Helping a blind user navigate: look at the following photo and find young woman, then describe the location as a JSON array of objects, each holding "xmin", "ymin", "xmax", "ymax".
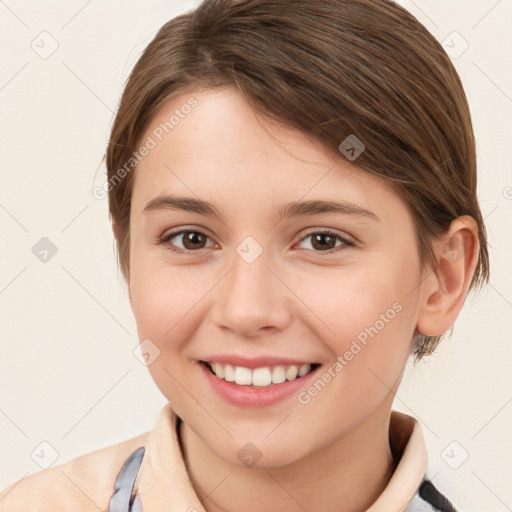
[{"xmin": 0, "ymin": 0, "xmax": 489, "ymax": 510}]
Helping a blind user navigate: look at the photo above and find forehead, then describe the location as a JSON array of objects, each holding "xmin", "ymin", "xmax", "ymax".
[{"xmin": 131, "ymin": 86, "xmax": 405, "ymax": 223}]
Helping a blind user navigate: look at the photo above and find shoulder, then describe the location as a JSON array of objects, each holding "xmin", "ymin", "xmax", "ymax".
[{"xmin": 0, "ymin": 431, "xmax": 149, "ymax": 512}]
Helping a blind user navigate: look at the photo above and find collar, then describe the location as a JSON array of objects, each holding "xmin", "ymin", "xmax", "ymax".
[{"xmin": 135, "ymin": 403, "xmax": 428, "ymax": 512}]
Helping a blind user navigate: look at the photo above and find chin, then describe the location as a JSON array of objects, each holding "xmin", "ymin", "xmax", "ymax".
[{"xmin": 212, "ymin": 435, "xmax": 308, "ymax": 469}]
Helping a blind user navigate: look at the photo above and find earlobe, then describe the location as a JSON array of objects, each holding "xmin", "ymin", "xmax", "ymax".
[{"xmin": 416, "ymin": 215, "xmax": 480, "ymax": 337}]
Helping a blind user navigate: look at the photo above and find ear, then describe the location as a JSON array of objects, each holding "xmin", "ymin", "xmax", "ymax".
[
  {"xmin": 416, "ymin": 215, "xmax": 480, "ymax": 337},
  {"xmin": 111, "ymin": 217, "xmax": 132, "ymax": 305}
]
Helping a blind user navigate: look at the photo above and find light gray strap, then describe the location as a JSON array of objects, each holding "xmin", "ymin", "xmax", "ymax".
[
  {"xmin": 131, "ymin": 493, "xmax": 143, "ymax": 512},
  {"xmin": 107, "ymin": 446, "xmax": 145, "ymax": 512}
]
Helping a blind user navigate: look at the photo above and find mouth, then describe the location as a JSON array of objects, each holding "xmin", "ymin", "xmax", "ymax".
[{"xmin": 199, "ymin": 360, "xmax": 321, "ymax": 388}]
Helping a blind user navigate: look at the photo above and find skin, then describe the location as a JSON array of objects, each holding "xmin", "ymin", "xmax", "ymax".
[{"xmin": 113, "ymin": 85, "xmax": 479, "ymax": 512}]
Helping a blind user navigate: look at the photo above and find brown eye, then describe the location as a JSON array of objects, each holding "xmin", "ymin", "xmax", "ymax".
[
  {"xmin": 297, "ymin": 230, "xmax": 354, "ymax": 253},
  {"xmin": 160, "ymin": 230, "xmax": 215, "ymax": 253}
]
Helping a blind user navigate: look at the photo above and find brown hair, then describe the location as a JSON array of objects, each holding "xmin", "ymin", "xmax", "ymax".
[{"xmin": 104, "ymin": 0, "xmax": 490, "ymax": 360}]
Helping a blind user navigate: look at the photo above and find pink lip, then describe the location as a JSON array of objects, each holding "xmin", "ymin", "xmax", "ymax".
[
  {"xmin": 198, "ymin": 361, "xmax": 321, "ymax": 408},
  {"xmin": 200, "ymin": 354, "xmax": 317, "ymax": 369}
]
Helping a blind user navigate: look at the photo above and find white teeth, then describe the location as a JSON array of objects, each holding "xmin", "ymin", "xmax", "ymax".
[
  {"xmin": 271, "ymin": 366, "xmax": 286, "ymax": 384},
  {"xmin": 224, "ymin": 364, "xmax": 235, "ymax": 382},
  {"xmin": 234, "ymin": 366, "xmax": 252, "ymax": 386},
  {"xmin": 252, "ymin": 367, "xmax": 272, "ymax": 386},
  {"xmin": 212, "ymin": 362, "xmax": 224, "ymax": 379},
  {"xmin": 298, "ymin": 364, "xmax": 310, "ymax": 377},
  {"xmin": 207, "ymin": 362, "xmax": 314, "ymax": 387},
  {"xmin": 285, "ymin": 365, "xmax": 298, "ymax": 381}
]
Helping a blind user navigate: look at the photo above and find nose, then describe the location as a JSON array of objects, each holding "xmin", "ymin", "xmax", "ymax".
[{"xmin": 210, "ymin": 249, "xmax": 292, "ymax": 338}]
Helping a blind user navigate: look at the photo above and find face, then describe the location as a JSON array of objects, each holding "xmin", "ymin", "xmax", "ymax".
[{"xmin": 127, "ymin": 85, "xmax": 425, "ymax": 467}]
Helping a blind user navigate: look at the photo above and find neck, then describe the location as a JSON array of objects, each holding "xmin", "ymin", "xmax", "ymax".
[{"xmin": 179, "ymin": 399, "xmax": 397, "ymax": 512}]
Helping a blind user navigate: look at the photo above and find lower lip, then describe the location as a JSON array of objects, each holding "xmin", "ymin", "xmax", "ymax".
[{"xmin": 198, "ymin": 361, "xmax": 321, "ymax": 408}]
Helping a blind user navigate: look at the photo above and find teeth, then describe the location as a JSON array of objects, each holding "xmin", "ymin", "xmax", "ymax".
[
  {"xmin": 253, "ymin": 367, "xmax": 272, "ymax": 386},
  {"xmin": 224, "ymin": 364, "xmax": 235, "ymax": 382},
  {"xmin": 272, "ymin": 366, "xmax": 286, "ymax": 384},
  {"xmin": 285, "ymin": 365, "xmax": 298, "ymax": 380},
  {"xmin": 234, "ymin": 366, "xmax": 252, "ymax": 385},
  {"xmin": 207, "ymin": 362, "xmax": 314, "ymax": 387},
  {"xmin": 211, "ymin": 362, "xmax": 224, "ymax": 379},
  {"xmin": 298, "ymin": 364, "xmax": 310, "ymax": 377}
]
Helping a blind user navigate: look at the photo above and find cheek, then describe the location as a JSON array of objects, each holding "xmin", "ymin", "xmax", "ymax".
[
  {"xmin": 129, "ymin": 246, "xmax": 206, "ymax": 338},
  {"xmin": 129, "ymin": 259, "xmax": 206, "ymax": 407},
  {"xmin": 305, "ymin": 262, "xmax": 415, "ymax": 381}
]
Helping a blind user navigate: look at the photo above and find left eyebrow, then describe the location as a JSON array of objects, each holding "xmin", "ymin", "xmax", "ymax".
[
  {"xmin": 275, "ymin": 199, "xmax": 379, "ymax": 222},
  {"xmin": 142, "ymin": 194, "xmax": 379, "ymax": 222}
]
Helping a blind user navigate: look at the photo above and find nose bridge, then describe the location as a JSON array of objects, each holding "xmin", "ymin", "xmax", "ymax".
[
  {"xmin": 227, "ymin": 239, "xmax": 275, "ymax": 307},
  {"xmin": 211, "ymin": 237, "xmax": 289, "ymax": 335}
]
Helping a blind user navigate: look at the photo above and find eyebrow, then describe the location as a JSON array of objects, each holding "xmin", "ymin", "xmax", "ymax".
[{"xmin": 143, "ymin": 194, "xmax": 379, "ymax": 222}]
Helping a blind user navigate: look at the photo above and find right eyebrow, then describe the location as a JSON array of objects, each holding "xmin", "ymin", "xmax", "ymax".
[
  {"xmin": 143, "ymin": 195, "xmax": 222, "ymax": 218},
  {"xmin": 142, "ymin": 194, "xmax": 379, "ymax": 223}
]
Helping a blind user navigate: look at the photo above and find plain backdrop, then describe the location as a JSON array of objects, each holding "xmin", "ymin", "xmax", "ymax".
[{"xmin": 0, "ymin": 0, "xmax": 511, "ymax": 510}]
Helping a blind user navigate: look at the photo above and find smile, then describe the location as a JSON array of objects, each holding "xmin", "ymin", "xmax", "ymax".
[{"xmin": 201, "ymin": 361, "xmax": 320, "ymax": 387}]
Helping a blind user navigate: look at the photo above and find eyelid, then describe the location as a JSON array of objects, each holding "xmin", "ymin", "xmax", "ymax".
[
  {"xmin": 298, "ymin": 227, "xmax": 355, "ymax": 245},
  {"xmin": 158, "ymin": 227, "xmax": 217, "ymax": 253},
  {"xmin": 158, "ymin": 226, "xmax": 355, "ymax": 254}
]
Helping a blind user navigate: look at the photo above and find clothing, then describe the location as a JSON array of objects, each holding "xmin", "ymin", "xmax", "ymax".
[{"xmin": 0, "ymin": 402, "xmax": 458, "ymax": 511}]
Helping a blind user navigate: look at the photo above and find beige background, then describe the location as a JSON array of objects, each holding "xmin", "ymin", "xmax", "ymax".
[{"xmin": 0, "ymin": 0, "xmax": 511, "ymax": 510}]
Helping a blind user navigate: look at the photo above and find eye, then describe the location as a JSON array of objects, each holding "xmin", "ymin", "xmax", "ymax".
[
  {"xmin": 158, "ymin": 228, "xmax": 354, "ymax": 255},
  {"xmin": 296, "ymin": 230, "xmax": 354, "ymax": 254},
  {"xmin": 159, "ymin": 229, "xmax": 216, "ymax": 254}
]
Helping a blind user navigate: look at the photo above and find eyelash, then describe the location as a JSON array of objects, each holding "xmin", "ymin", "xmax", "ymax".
[{"xmin": 157, "ymin": 228, "xmax": 355, "ymax": 255}]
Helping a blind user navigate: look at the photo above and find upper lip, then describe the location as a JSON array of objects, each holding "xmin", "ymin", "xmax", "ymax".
[{"xmin": 200, "ymin": 354, "xmax": 319, "ymax": 369}]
